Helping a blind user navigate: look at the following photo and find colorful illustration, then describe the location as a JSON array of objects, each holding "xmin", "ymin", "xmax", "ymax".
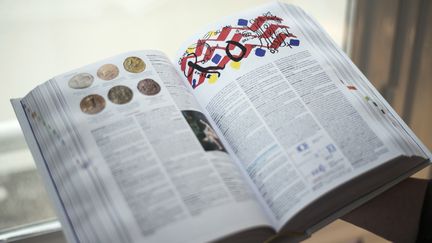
[{"xmin": 179, "ymin": 12, "xmax": 300, "ymax": 89}]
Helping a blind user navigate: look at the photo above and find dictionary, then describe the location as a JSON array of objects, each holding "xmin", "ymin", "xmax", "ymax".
[{"xmin": 11, "ymin": 2, "xmax": 431, "ymax": 243}]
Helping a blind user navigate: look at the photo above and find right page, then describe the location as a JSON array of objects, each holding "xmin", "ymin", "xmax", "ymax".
[{"xmin": 174, "ymin": 2, "xmax": 431, "ymax": 230}]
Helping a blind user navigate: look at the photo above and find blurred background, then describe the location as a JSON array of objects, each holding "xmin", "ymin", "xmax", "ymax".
[{"xmin": 0, "ymin": 0, "xmax": 430, "ymax": 242}]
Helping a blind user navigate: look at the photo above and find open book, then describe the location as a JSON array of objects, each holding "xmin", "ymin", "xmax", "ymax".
[{"xmin": 11, "ymin": 2, "xmax": 431, "ymax": 243}]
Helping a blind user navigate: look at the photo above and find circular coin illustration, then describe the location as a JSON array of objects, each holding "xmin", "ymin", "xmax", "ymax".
[
  {"xmin": 108, "ymin": 85, "xmax": 133, "ymax": 104},
  {"xmin": 80, "ymin": 94, "xmax": 106, "ymax": 114},
  {"xmin": 123, "ymin": 56, "xmax": 146, "ymax": 73},
  {"xmin": 97, "ymin": 64, "xmax": 119, "ymax": 80},
  {"xmin": 68, "ymin": 73, "xmax": 94, "ymax": 89},
  {"xmin": 137, "ymin": 78, "xmax": 161, "ymax": 96}
]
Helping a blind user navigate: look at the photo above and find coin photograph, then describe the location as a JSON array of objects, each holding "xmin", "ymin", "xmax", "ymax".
[
  {"xmin": 97, "ymin": 64, "xmax": 119, "ymax": 80},
  {"xmin": 137, "ymin": 78, "xmax": 161, "ymax": 96},
  {"xmin": 68, "ymin": 73, "xmax": 94, "ymax": 89},
  {"xmin": 123, "ymin": 56, "xmax": 146, "ymax": 73},
  {"xmin": 108, "ymin": 85, "xmax": 133, "ymax": 104},
  {"xmin": 80, "ymin": 94, "xmax": 106, "ymax": 114}
]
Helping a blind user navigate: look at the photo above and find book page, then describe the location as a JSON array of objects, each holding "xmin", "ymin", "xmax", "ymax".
[
  {"xmin": 17, "ymin": 50, "xmax": 271, "ymax": 243},
  {"xmin": 174, "ymin": 2, "xmax": 431, "ymax": 229}
]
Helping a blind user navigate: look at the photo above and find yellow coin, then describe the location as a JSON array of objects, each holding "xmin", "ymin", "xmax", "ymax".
[{"xmin": 123, "ymin": 56, "xmax": 146, "ymax": 73}]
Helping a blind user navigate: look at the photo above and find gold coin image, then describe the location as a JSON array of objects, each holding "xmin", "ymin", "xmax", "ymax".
[
  {"xmin": 80, "ymin": 94, "xmax": 106, "ymax": 114},
  {"xmin": 97, "ymin": 64, "xmax": 119, "ymax": 80},
  {"xmin": 68, "ymin": 73, "xmax": 94, "ymax": 89},
  {"xmin": 123, "ymin": 56, "xmax": 146, "ymax": 73},
  {"xmin": 137, "ymin": 79, "xmax": 161, "ymax": 96},
  {"xmin": 108, "ymin": 85, "xmax": 133, "ymax": 104}
]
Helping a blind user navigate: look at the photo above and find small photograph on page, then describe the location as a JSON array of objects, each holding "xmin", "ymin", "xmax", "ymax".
[{"xmin": 182, "ymin": 110, "xmax": 226, "ymax": 153}]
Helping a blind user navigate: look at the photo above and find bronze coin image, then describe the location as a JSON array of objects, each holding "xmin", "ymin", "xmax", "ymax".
[
  {"xmin": 97, "ymin": 64, "xmax": 119, "ymax": 80},
  {"xmin": 80, "ymin": 94, "xmax": 106, "ymax": 114},
  {"xmin": 137, "ymin": 79, "xmax": 161, "ymax": 96},
  {"xmin": 108, "ymin": 85, "xmax": 133, "ymax": 104},
  {"xmin": 68, "ymin": 73, "xmax": 94, "ymax": 89},
  {"xmin": 123, "ymin": 56, "xmax": 146, "ymax": 73}
]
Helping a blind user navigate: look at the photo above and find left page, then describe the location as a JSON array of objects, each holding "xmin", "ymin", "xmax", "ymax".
[{"xmin": 12, "ymin": 50, "xmax": 273, "ymax": 243}]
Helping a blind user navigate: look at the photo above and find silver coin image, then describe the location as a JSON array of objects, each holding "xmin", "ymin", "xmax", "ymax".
[
  {"xmin": 97, "ymin": 64, "xmax": 119, "ymax": 81},
  {"xmin": 108, "ymin": 85, "xmax": 133, "ymax": 104},
  {"xmin": 68, "ymin": 73, "xmax": 94, "ymax": 89},
  {"xmin": 80, "ymin": 94, "xmax": 106, "ymax": 114},
  {"xmin": 137, "ymin": 78, "xmax": 161, "ymax": 96}
]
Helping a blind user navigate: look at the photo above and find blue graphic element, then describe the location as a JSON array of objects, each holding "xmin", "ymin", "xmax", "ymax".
[
  {"xmin": 211, "ymin": 54, "xmax": 222, "ymax": 64},
  {"xmin": 326, "ymin": 144, "xmax": 336, "ymax": 153},
  {"xmin": 238, "ymin": 18, "xmax": 248, "ymax": 26},
  {"xmin": 319, "ymin": 164, "xmax": 326, "ymax": 172},
  {"xmin": 192, "ymin": 79, "xmax": 197, "ymax": 88},
  {"xmin": 311, "ymin": 164, "xmax": 326, "ymax": 176},
  {"xmin": 290, "ymin": 39, "xmax": 300, "ymax": 46},
  {"xmin": 255, "ymin": 48, "xmax": 266, "ymax": 57},
  {"xmin": 296, "ymin": 143, "xmax": 308, "ymax": 152}
]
